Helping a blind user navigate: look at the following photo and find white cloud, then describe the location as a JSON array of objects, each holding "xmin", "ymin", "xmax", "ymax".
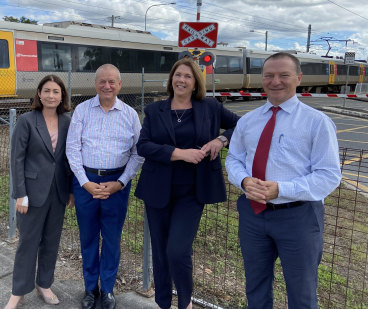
[{"xmin": 1, "ymin": 0, "xmax": 367, "ymax": 58}]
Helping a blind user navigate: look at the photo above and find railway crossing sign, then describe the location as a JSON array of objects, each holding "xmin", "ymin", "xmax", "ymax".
[
  {"xmin": 178, "ymin": 22, "xmax": 218, "ymax": 48},
  {"xmin": 344, "ymin": 52, "xmax": 355, "ymax": 65}
]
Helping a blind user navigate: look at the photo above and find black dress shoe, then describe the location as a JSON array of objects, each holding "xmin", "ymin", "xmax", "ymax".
[
  {"xmin": 101, "ymin": 291, "xmax": 116, "ymax": 309},
  {"xmin": 81, "ymin": 289, "xmax": 100, "ymax": 309}
]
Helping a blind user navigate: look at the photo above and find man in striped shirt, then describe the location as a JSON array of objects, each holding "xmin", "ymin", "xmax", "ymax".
[{"xmin": 66, "ymin": 64, "xmax": 143, "ymax": 309}]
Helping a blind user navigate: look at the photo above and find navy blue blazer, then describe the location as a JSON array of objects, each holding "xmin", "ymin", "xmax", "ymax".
[{"xmin": 134, "ymin": 97, "xmax": 239, "ymax": 208}]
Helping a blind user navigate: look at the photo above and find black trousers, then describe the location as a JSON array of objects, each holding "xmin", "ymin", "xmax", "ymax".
[
  {"xmin": 12, "ymin": 179, "xmax": 66, "ymax": 295},
  {"xmin": 145, "ymin": 184, "xmax": 204, "ymax": 309}
]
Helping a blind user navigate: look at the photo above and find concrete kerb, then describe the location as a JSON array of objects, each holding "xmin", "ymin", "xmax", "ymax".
[{"xmin": 320, "ymin": 106, "xmax": 368, "ymax": 119}]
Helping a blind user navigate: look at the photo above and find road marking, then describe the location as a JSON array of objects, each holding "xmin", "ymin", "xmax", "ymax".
[
  {"xmin": 340, "ymin": 152, "xmax": 368, "ymax": 165},
  {"xmin": 343, "ymin": 172, "xmax": 368, "ymax": 179},
  {"xmin": 338, "ymin": 139, "xmax": 368, "ymax": 144},
  {"xmin": 337, "ymin": 125, "xmax": 368, "ymax": 133},
  {"xmin": 343, "ymin": 177, "xmax": 368, "ymax": 193}
]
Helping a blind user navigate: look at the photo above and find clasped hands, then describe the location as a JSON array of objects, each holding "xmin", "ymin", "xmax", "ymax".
[
  {"xmin": 242, "ymin": 177, "xmax": 279, "ymax": 204},
  {"xmin": 172, "ymin": 138, "xmax": 224, "ymax": 164},
  {"xmin": 83, "ymin": 181, "xmax": 122, "ymax": 199}
]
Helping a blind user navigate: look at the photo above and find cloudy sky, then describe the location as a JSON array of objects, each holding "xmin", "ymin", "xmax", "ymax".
[{"xmin": 1, "ymin": 0, "xmax": 368, "ymax": 60}]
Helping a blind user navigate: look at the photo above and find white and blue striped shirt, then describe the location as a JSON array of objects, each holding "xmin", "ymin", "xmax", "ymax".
[
  {"xmin": 225, "ymin": 95, "xmax": 341, "ymax": 203},
  {"xmin": 66, "ymin": 95, "xmax": 144, "ymax": 187}
]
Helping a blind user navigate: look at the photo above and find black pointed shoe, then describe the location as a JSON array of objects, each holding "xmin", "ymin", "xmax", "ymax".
[
  {"xmin": 101, "ymin": 291, "xmax": 116, "ymax": 309},
  {"xmin": 81, "ymin": 289, "xmax": 100, "ymax": 309}
]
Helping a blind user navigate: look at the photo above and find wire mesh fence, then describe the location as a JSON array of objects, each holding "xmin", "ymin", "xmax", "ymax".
[{"xmin": 0, "ymin": 102, "xmax": 368, "ymax": 307}]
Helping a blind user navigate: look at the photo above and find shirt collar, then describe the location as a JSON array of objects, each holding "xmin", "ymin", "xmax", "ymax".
[
  {"xmin": 263, "ymin": 95, "xmax": 299, "ymax": 114},
  {"xmin": 92, "ymin": 95, "xmax": 123, "ymax": 111}
]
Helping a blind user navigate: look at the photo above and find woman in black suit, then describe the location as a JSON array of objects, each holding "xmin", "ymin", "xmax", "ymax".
[
  {"xmin": 135, "ymin": 58, "xmax": 239, "ymax": 309},
  {"xmin": 4, "ymin": 75, "xmax": 73, "ymax": 309}
]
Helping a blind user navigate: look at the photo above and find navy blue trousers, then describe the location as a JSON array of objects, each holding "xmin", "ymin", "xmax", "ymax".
[
  {"xmin": 145, "ymin": 184, "xmax": 204, "ymax": 309},
  {"xmin": 237, "ymin": 195, "xmax": 324, "ymax": 309},
  {"xmin": 73, "ymin": 172, "xmax": 131, "ymax": 293}
]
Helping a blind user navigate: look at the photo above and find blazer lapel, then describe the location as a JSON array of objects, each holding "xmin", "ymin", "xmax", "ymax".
[
  {"xmin": 35, "ymin": 111, "xmax": 54, "ymax": 158},
  {"xmin": 159, "ymin": 99, "xmax": 176, "ymax": 145},
  {"xmin": 192, "ymin": 100, "xmax": 206, "ymax": 146},
  {"xmin": 54, "ymin": 114, "xmax": 67, "ymax": 156}
]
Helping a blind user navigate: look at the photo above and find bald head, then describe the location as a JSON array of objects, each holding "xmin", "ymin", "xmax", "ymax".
[{"xmin": 95, "ymin": 64, "xmax": 121, "ymax": 81}]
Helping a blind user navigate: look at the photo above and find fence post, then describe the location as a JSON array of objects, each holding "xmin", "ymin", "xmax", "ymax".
[
  {"xmin": 142, "ymin": 209, "xmax": 153, "ymax": 292},
  {"xmin": 68, "ymin": 62, "xmax": 72, "ymax": 109},
  {"xmin": 8, "ymin": 108, "xmax": 16, "ymax": 241},
  {"xmin": 141, "ymin": 67, "xmax": 145, "ymax": 121}
]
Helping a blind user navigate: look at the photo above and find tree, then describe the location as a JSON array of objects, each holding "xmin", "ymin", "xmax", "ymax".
[{"xmin": 3, "ymin": 16, "xmax": 38, "ymax": 24}]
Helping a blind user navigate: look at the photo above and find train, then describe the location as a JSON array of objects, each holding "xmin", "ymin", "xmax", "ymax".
[{"xmin": 0, "ymin": 20, "xmax": 367, "ymax": 105}]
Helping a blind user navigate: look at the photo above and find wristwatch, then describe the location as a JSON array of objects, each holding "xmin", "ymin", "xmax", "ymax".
[
  {"xmin": 117, "ymin": 180, "xmax": 125, "ymax": 190},
  {"xmin": 216, "ymin": 135, "xmax": 228, "ymax": 146}
]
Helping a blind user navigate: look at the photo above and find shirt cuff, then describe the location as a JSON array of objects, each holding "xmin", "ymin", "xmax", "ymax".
[
  {"xmin": 277, "ymin": 181, "xmax": 295, "ymax": 200},
  {"xmin": 76, "ymin": 172, "xmax": 89, "ymax": 188}
]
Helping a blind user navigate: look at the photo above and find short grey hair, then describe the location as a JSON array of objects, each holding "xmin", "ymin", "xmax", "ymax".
[{"xmin": 95, "ymin": 64, "xmax": 121, "ymax": 81}]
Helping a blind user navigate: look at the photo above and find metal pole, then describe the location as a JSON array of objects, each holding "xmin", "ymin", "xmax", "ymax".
[
  {"xmin": 141, "ymin": 67, "xmax": 145, "ymax": 122},
  {"xmin": 68, "ymin": 62, "xmax": 72, "ymax": 109},
  {"xmin": 197, "ymin": 0, "xmax": 202, "ymax": 21},
  {"xmin": 265, "ymin": 31, "xmax": 268, "ymax": 51},
  {"xmin": 8, "ymin": 108, "xmax": 16, "ymax": 241},
  {"xmin": 142, "ymin": 209, "xmax": 153, "ymax": 291},
  {"xmin": 212, "ymin": 65, "xmax": 215, "ymax": 97},
  {"xmin": 343, "ymin": 64, "xmax": 350, "ymax": 108}
]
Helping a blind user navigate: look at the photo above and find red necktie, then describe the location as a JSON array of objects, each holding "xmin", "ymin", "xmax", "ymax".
[{"xmin": 250, "ymin": 106, "xmax": 281, "ymax": 214}]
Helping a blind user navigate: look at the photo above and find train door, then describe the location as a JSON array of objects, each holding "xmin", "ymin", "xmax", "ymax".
[
  {"xmin": 359, "ymin": 65, "xmax": 364, "ymax": 83},
  {"xmin": 328, "ymin": 61, "xmax": 335, "ymax": 84},
  {"xmin": 0, "ymin": 31, "xmax": 15, "ymax": 96}
]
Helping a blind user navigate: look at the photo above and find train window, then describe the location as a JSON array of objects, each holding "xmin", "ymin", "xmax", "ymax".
[
  {"xmin": 214, "ymin": 55, "xmax": 243, "ymax": 74},
  {"xmin": 349, "ymin": 66, "xmax": 359, "ymax": 76},
  {"xmin": 300, "ymin": 62, "xmax": 328, "ymax": 75},
  {"xmin": 228, "ymin": 56, "xmax": 243, "ymax": 73},
  {"xmin": 249, "ymin": 58, "xmax": 263, "ymax": 74},
  {"xmin": 159, "ymin": 52, "xmax": 177, "ymax": 73},
  {"xmin": 0, "ymin": 40, "xmax": 9, "ymax": 68},
  {"xmin": 214, "ymin": 56, "xmax": 227, "ymax": 74},
  {"xmin": 77, "ymin": 46, "xmax": 110, "ymax": 71},
  {"xmin": 111, "ymin": 48, "xmax": 135, "ymax": 73},
  {"xmin": 137, "ymin": 50, "xmax": 156, "ymax": 73},
  {"xmin": 336, "ymin": 64, "xmax": 347, "ymax": 75},
  {"xmin": 40, "ymin": 43, "xmax": 71, "ymax": 71}
]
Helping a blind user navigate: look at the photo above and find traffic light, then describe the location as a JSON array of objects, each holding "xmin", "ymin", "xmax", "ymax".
[
  {"xmin": 178, "ymin": 51, "xmax": 193, "ymax": 59},
  {"xmin": 199, "ymin": 51, "xmax": 215, "ymax": 66}
]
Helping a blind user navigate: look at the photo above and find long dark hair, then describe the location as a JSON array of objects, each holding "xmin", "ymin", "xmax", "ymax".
[{"xmin": 31, "ymin": 75, "xmax": 70, "ymax": 114}]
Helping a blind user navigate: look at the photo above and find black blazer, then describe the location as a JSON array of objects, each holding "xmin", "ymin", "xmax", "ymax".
[
  {"xmin": 134, "ymin": 97, "xmax": 239, "ymax": 208},
  {"xmin": 11, "ymin": 110, "xmax": 72, "ymax": 207}
]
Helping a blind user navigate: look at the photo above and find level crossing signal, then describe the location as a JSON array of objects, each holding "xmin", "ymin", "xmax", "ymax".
[
  {"xmin": 199, "ymin": 51, "xmax": 215, "ymax": 66},
  {"xmin": 178, "ymin": 50, "xmax": 215, "ymax": 67}
]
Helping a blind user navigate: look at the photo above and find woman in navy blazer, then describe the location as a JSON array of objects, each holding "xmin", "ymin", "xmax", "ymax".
[
  {"xmin": 135, "ymin": 58, "xmax": 239, "ymax": 309},
  {"xmin": 5, "ymin": 75, "xmax": 73, "ymax": 309}
]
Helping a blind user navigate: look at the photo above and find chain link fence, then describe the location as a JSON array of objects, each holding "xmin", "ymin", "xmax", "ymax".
[{"xmin": 1, "ymin": 70, "xmax": 368, "ymax": 307}]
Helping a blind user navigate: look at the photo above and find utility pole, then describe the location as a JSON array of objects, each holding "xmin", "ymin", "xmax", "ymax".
[
  {"xmin": 265, "ymin": 30, "xmax": 268, "ymax": 51},
  {"xmin": 197, "ymin": 0, "xmax": 202, "ymax": 21},
  {"xmin": 108, "ymin": 15, "xmax": 120, "ymax": 27},
  {"xmin": 306, "ymin": 24, "xmax": 311, "ymax": 52}
]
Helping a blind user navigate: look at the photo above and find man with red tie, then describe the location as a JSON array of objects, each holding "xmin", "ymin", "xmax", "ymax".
[{"xmin": 225, "ymin": 52, "xmax": 341, "ymax": 309}]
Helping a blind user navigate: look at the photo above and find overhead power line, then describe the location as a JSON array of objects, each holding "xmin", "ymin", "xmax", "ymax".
[{"xmin": 326, "ymin": 0, "xmax": 368, "ymax": 22}]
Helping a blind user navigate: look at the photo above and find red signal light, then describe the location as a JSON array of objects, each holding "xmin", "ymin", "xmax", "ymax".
[
  {"xmin": 204, "ymin": 55, "xmax": 212, "ymax": 62},
  {"xmin": 199, "ymin": 52, "xmax": 215, "ymax": 66}
]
